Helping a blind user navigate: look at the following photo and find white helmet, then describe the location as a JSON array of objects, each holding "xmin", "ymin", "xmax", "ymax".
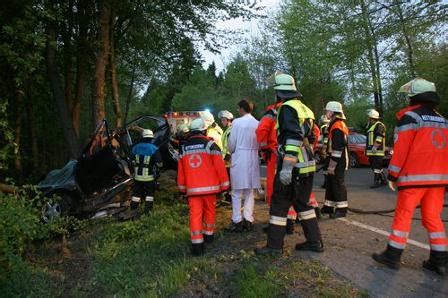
[
  {"xmin": 325, "ymin": 101, "xmax": 346, "ymax": 119},
  {"xmin": 201, "ymin": 111, "xmax": 214, "ymax": 128},
  {"xmin": 273, "ymin": 73, "xmax": 297, "ymax": 91},
  {"xmin": 218, "ymin": 110, "xmax": 234, "ymax": 120},
  {"xmin": 142, "ymin": 129, "xmax": 154, "ymax": 138},
  {"xmin": 367, "ymin": 109, "xmax": 380, "ymax": 119},
  {"xmin": 399, "ymin": 78, "xmax": 436, "ymax": 97},
  {"xmin": 189, "ymin": 118, "xmax": 207, "ymax": 131}
]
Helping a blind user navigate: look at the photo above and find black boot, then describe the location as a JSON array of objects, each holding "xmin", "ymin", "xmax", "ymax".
[
  {"xmin": 314, "ymin": 207, "xmax": 322, "ymax": 219},
  {"xmin": 191, "ymin": 243, "xmax": 205, "ymax": 256},
  {"xmin": 204, "ymin": 234, "xmax": 214, "ymax": 244},
  {"xmin": 372, "ymin": 245, "xmax": 403, "ymax": 270},
  {"xmin": 243, "ymin": 219, "xmax": 253, "ymax": 232},
  {"xmin": 143, "ymin": 201, "xmax": 153, "ymax": 214},
  {"xmin": 370, "ymin": 173, "xmax": 382, "ymax": 188},
  {"xmin": 286, "ymin": 219, "xmax": 295, "ymax": 235},
  {"xmin": 330, "ymin": 207, "xmax": 347, "ymax": 219},
  {"xmin": 320, "ymin": 205, "xmax": 334, "ymax": 215},
  {"xmin": 226, "ymin": 221, "xmax": 243, "ymax": 233},
  {"xmin": 130, "ymin": 200, "xmax": 139, "ymax": 210},
  {"xmin": 255, "ymin": 246, "xmax": 282, "ymax": 256},
  {"xmin": 422, "ymin": 251, "xmax": 447, "ymax": 276},
  {"xmin": 297, "ymin": 218, "xmax": 324, "ymax": 252},
  {"xmin": 262, "ymin": 224, "xmax": 270, "ymax": 234},
  {"xmin": 295, "ymin": 240, "xmax": 324, "ymax": 252}
]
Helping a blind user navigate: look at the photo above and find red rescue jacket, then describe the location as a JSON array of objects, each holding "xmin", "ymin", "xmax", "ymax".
[
  {"xmin": 388, "ymin": 104, "xmax": 448, "ymax": 188},
  {"xmin": 177, "ymin": 134, "xmax": 229, "ymax": 196},
  {"xmin": 256, "ymin": 103, "xmax": 282, "ymax": 152}
]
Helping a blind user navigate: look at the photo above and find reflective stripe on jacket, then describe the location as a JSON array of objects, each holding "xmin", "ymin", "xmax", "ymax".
[
  {"xmin": 388, "ymin": 104, "xmax": 448, "ymax": 188},
  {"xmin": 327, "ymin": 119, "xmax": 349, "ymax": 170},
  {"xmin": 207, "ymin": 124, "xmax": 223, "ymax": 150},
  {"xmin": 221, "ymin": 126, "xmax": 231, "ymax": 157},
  {"xmin": 276, "ymin": 100, "xmax": 316, "ymax": 174},
  {"xmin": 366, "ymin": 121, "xmax": 386, "ymax": 156},
  {"xmin": 177, "ymin": 134, "xmax": 229, "ymax": 196}
]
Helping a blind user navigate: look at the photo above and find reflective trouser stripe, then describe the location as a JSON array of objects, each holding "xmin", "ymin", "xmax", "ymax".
[
  {"xmin": 298, "ymin": 209, "xmax": 316, "ymax": 220},
  {"xmin": 389, "ymin": 239, "xmax": 406, "ymax": 249},
  {"xmin": 203, "ymin": 230, "xmax": 214, "ymax": 235},
  {"xmin": 145, "ymin": 196, "xmax": 154, "ymax": 202},
  {"xmin": 429, "ymin": 231, "xmax": 448, "ymax": 251},
  {"xmin": 270, "ymin": 215, "xmax": 287, "ymax": 226},
  {"xmin": 335, "ymin": 201, "xmax": 348, "ymax": 208},
  {"xmin": 324, "ymin": 200, "xmax": 336, "ymax": 207},
  {"xmin": 373, "ymin": 169, "xmax": 383, "ymax": 174},
  {"xmin": 192, "ymin": 239, "xmax": 204, "ymax": 244},
  {"xmin": 131, "ymin": 196, "xmax": 141, "ymax": 202}
]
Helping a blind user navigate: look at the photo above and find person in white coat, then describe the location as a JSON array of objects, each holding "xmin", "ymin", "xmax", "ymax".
[{"xmin": 227, "ymin": 99, "xmax": 261, "ymax": 232}]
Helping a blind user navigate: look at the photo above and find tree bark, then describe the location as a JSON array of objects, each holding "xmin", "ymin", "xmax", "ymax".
[
  {"xmin": 109, "ymin": 11, "xmax": 123, "ymax": 127},
  {"xmin": 93, "ymin": 0, "xmax": 111, "ymax": 125},
  {"xmin": 14, "ymin": 90, "xmax": 24, "ymax": 174},
  {"xmin": 124, "ymin": 64, "xmax": 136, "ymax": 124},
  {"xmin": 26, "ymin": 97, "xmax": 39, "ymax": 172},
  {"xmin": 396, "ymin": 3, "xmax": 416, "ymax": 77},
  {"xmin": 46, "ymin": 20, "xmax": 80, "ymax": 158}
]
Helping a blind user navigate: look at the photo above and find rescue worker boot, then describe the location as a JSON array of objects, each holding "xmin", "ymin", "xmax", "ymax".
[
  {"xmin": 286, "ymin": 219, "xmax": 295, "ymax": 235},
  {"xmin": 320, "ymin": 205, "xmax": 334, "ymax": 216},
  {"xmin": 329, "ymin": 208, "xmax": 347, "ymax": 219},
  {"xmin": 422, "ymin": 251, "xmax": 447, "ymax": 276},
  {"xmin": 372, "ymin": 245, "xmax": 403, "ymax": 270},
  {"xmin": 296, "ymin": 218, "xmax": 324, "ymax": 253},
  {"xmin": 226, "ymin": 221, "xmax": 244, "ymax": 233},
  {"xmin": 130, "ymin": 200, "xmax": 140, "ymax": 210},
  {"xmin": 262, "ymin": 224, "xmax": 270, "ymax": 234},
  {"xmin": 370, "ymin": 173, "xmax": 383, "ymax": 189},
  {"xmin": 143, "ymin": 202, "xmax": 153, "ymax": 214},
  {"xmin": 314, "ymin": 207, "xmax": 322, "ymax": 219},
  {"xmin": 191, "ymin": 243, "xmax": 205, "ymax": 257},
  {"xmin": 254, "ymin": 246, "xmax": 282, "ymax": 256},
  {"xmin": 204, "ymin": 234, "xmax": 214, "ymax": 244},
  {"xmin": 380, "ymin": 172, "xmax": 388, "ymax": 185},
  {"xmin": 243, "ymin": 219, "xmax": 253, "ymax": 232}
]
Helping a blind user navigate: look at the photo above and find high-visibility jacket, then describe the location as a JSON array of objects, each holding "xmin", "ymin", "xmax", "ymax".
[
  {"xmin": 312, "ymin": 123, "xmax": 320, "ymax": 149},
  {"xmin": 387, "ymin": 104, "xmax": 448, "ymax": 188},
  {"xmin": 221, "ymin": 125, "xmax": 231, "ymax": 158},
  {"xmin": 327, "ymin": 118, "xmax": 349, "ymax": 169},
  {"xmin": 207, "ymin": 123, "xmax": 223, "ymax": 150},
  {"xmin": 256, "ymin": 103, "xmax": 282, "ymax": 152},
  {"xmin": 131, "ymin": 140, "xmax": 162, "ymax": 182},
  {"xmin": 276, "ymin": 99, "xmax": 316, "ymax": 175},
  {"xmin": 366, "ymin": 120, "xmax": 386, "ymax": 156},
  {"xmin": 177, "ymin": 134, "xmax": 229, "ymax": 196},
  {"xmin": 320, "ymin": 123, "xmax": 329, "ymax": 145}
]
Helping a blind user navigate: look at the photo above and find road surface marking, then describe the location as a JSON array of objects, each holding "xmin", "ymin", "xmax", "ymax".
[{"xmin": 338, "ymin": 218, "xmax": 430, "ymax": 250}]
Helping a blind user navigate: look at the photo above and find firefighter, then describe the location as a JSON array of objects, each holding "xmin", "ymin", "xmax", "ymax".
[
  {"xmin": 131, "ymin": 129, "xmax": 163, "ymax": 214},
  {"xmin": 255, "ymin": 73, "xmax": 324, "ymax": 255},
  {"xmin": 366, "ymin": 109, "xmax": 387, "ymax": 188},
  {"xmin": 218, "ymin": 110, "xmax": 233, "ymax": 163},
  {"xmin": 202, "ymin": 111, "xmax": 223, "ymax": 150},
  {"xmin": 319, "ymin": 115, "xmax": 330, "ymax": 189},
  {"xmin": 218, "ymin": 110, "xmax": 233, "ymax": 202},
  {"xmin": 320, "ymin": 101, "xmax": 349, "ymax": 219},
  {"xmin": 372, "ymin": 78, "xmax": 448, "ymax": 276},
  {"xmin": 177, "ymin": 118, "xmax": 230, "ymax": 256}
]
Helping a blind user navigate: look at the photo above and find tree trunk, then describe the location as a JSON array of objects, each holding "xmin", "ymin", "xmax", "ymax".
[
  {"xmin": 14, "ymin": 90, "xmax": 24, "ymax": 174},
  {"xmin": 109, "ymin": 11, "xmax": 122, "ymax": 127},
  {"xmin": 46, "ymin": 21, "xmax": 80, "ymax": 158},
  {"xmin": 396, "ymin": 3, "xmax": 416, "ymax": 77},
  {"xmin": 124, "ymin": 64, "xmax": 136, "ymax": 124},
  {"xmin": 93, "ymin": 0, "xmax": 111, "ymax": 125},
  {"xmin": 26, "ymin": 97, "xmax": 39, "ymax": 172}
]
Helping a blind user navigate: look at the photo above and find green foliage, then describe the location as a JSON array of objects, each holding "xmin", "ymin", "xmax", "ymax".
[
  {"xmin": 0, "ymin": 189, "xmax": 86, "ymax": 284},
  {"xmin": 0, "ymin": 100, "xmax": 14, "ymax": 173}
]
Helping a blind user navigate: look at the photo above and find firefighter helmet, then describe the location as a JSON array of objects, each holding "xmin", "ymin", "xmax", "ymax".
[
  {"xmin": 177, "ymin": 124, "xmax": 190, "ymax": 134},
  {"xmin": 367, "ymin": 109, "xmax": 380, "ymax": 119},
  {"xmin": 399, "ymin": 78, "xmax": 439, "ymax": 104},
  {"xmin": 325, "ymin": 101, "xmax": 346, "ymax": 119},
  {"xmin": 142, "ymin": 129, "xmax": 154, "ymax": 138},
  {"xmin": 201, "ymin": 111, "xmax": 215, "ymax": 128},
  {"xmin": 190, "ymin": 118, "xmax": 207, "ymax": 131},
  {"xmin": 273, "ymin": 73, "xmax": 297, "ymax": 91},
  {"xmin": 218, "ymin": 110, "xmax": 234, "ymax": 120}
]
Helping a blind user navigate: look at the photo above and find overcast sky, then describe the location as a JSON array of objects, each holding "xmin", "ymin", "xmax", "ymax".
[{"xmin": 201, "ymin": 0, "xmax": 281, "ymax": 73}]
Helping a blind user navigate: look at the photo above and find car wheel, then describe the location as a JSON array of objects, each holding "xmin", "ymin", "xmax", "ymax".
[
  {"xmin": 349, "ymin": 152, "xmax": 360, "ymax": 168},
  {"xmin": 41, "ymin": 192, "xmax": 73, "ymax": 223}
]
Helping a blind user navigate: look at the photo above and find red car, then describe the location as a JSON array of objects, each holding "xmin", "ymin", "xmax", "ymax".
[
  {"xmin": 347, "ymin": 132, "xmax": 393, "ymax": 168},
  {"xmin": 314, "ymin": 131, "xmax": 393, "ymax": 168}
]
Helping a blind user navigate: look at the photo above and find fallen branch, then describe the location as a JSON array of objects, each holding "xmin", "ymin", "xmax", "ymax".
[{"xmin": 0, "ymin": 183, "xmax": 19, "ymax": 195}]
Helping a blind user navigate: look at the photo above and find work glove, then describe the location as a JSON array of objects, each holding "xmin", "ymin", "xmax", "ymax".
[
  {"xmin": 327, "ymin": 159, "xmax": 337, "ymax": 175},
  {"xmin": 371, "ymin": 146, "xmax": 377, "ymax": 154},
  {"xmin": 279, "ymin": 155, "xmax": 297, "ymax": 185},
  {"xmin": 388, "ymin": 180, "xmax": 397, "ymax": 191}
]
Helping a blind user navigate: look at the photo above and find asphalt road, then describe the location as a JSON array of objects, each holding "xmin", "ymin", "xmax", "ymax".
[{"xmin": 268, "ymin": 167, "xmax": 448, "ymax": 297}]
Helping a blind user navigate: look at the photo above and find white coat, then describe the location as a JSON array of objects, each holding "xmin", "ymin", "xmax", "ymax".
[{"xmin": 228, "ymin": 113, "xmax": 261, "ymax": 190}]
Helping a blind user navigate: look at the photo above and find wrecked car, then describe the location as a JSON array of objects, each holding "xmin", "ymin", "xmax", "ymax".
[{"xmin": 38, "ymin": 115, "xmax": 176, "ymax": 222}]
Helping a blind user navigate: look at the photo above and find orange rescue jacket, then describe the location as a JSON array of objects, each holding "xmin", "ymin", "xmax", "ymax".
[
  {"xmin": 256, "ymin": 103, "xmax": 282, "ymax": 152},
  {"xmin": 177, "ymin": 134, "xmax": 229, "ymax": 196},
  {"xmin": 387, "ymin": 104, "xmax": 448, "ymax": 188}
]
